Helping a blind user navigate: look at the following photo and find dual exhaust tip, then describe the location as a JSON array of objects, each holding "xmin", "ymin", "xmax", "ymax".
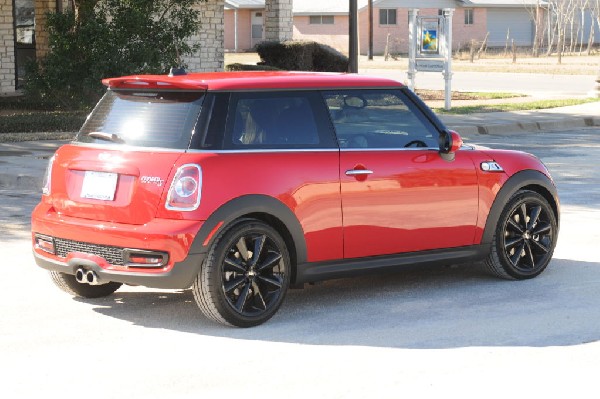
[{"xmin": 75, "ymin": 268, "xmax": 104, "ymax": 286}]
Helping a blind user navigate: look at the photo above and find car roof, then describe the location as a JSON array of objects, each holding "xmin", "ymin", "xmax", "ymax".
[{"xmin": 102, "ymin": 71, "xmax": 404, "ymax": 91}]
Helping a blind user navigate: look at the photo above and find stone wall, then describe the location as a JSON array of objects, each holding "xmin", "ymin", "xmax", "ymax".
[
  {"xmin": 265, "ymin": 0, "xmax": 292, "ymax": 42},
  {"xmin": 184, "ymin": 0, "xmax": 224, "ymax": 72},
  {"xmin": 35, "ymin": 0, "xmax": 52, "ymax": 59},
  {"xmin": 35, "ymin": 0, "xmax": 70, "ymax": 59},
  {"xmin": 0, "ymin": 0, "xmax": 15, "ymax": 94}
]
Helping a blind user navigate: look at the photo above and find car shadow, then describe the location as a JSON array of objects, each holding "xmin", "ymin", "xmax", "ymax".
[{"xmin": 81, "ymin": 258, "xmax": 600, "ymax": 349}]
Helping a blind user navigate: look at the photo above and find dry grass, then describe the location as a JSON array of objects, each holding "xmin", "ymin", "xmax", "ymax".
[{"xmin": 225, "ymin": 52, "xmax": 600, "ymax": 75}]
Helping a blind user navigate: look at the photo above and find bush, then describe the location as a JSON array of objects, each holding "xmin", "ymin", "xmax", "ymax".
[
  {"xmin": 256, "ymin": 41, "xmax": 349, "ymax": 72},
  {"xmin": 26, "ymin": 0, "xmax": 204, "ymax": 109},
  {"xmin": 225, "ymin": 63, "xmax": 281, "ymax": 71},
  {"xmin": 0, "ymin": 111, "xmax": 88, "ymax": 133}
]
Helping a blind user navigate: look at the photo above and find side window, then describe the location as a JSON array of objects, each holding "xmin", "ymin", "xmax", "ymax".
[
  {"xmin": 322, "ymin": 89, "xmax": 439, "ymax": 149},
  {"xmin": 225, "ymin": 91, "xmax": 335, "ymax": 149}
]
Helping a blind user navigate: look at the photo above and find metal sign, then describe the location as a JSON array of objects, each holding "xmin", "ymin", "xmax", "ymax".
[
  {"xmin": 419, "ymin": 18, "xmax": 440, "ymax": 56},
  {"xmin": 416, "ymin": 59, "xmax": 444, "ymax": 72},
  {"xmin": 408, "ymin": 9, "xmax": 454, "ymax": 110}
]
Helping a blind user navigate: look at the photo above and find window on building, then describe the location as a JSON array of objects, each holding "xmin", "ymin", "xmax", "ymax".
[
  {"xmin": 464, "ymin": 9, "xmax": 474, "ymax": 25},
  {"xmin": 379, "ymin": 9, "xmax": 397, "ymax": 25},
  {"xmin": 13, "ymin": 0, "xmax": 36, "ymax": 89},
  {"xmin": 309, "ymin": 15, "xmax": 334, "ymax": 25}
]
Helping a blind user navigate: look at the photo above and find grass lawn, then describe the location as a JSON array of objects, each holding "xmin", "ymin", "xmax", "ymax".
[{"xmin": 435, "ymin": 97, "xmax": 600, "ymax": 114}]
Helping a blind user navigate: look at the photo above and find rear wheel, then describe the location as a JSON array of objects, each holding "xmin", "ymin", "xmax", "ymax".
[
  {"xmin": 486, "ymin": 190, "xmax": 557, "ymax": 280},
  {"xmin": 49, "ymin": 271, "xmax": 122, "ymax": 298},
  {"xmin": 192, "ymin": 220, "xmax": 291, "ymax": 327}
]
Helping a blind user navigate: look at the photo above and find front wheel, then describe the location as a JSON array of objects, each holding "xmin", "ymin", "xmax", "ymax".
[
  {"xmin": 192, "ymin": 220, "xmax": 291, "ymax": 327},
  {"xmin": 485, "ymin": 190, "xmax": 558, "ymax": 280},
  {"xmin": 50, "ymin": 271, "xmax": 122, "ymax": 298}
]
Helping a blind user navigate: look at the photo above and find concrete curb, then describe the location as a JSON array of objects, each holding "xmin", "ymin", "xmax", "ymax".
[{"xmin": 445, "ymin": 116, "xmax": 600, "ymax": 135}]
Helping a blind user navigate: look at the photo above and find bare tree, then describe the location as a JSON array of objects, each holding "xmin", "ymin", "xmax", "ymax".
[
  {"xmin": 593, "ymin": 0, "xmax": 600, "ymax": 38},
  {"xmin": 525, "ymin": 0, "xmax": 545, "ymax": 57},
  {"xmin": 545, "ymin": 0, "xmax": 599, "ymax": 58}
]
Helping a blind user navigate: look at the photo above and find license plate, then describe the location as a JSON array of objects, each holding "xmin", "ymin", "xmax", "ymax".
[{"xmin": 81, "ymin": 171, "xmax": 118, "ymax": 201}]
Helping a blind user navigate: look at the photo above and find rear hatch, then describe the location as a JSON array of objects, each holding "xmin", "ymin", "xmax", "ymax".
[{"xmin": 47, "ymin": 89, "xmax": 205, "ymax": 225}]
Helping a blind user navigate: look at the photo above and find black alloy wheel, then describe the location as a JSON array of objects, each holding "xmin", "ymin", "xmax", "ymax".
[
  {"xmin": 193, "ymin": 220, "xmax": 290, "ymax": 327},
  {"xmin": 221, "ymin": 232, "xmax": 286, "ymax": 317},
  {"xmin": 486, "ymin": 190, "xmax": 558, "ymax": 280}
]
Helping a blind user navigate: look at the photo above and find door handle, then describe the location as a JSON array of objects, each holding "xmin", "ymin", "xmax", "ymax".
[{"xmin": 345, "ymin": 169, "xmax": 373, "ymax": 176}]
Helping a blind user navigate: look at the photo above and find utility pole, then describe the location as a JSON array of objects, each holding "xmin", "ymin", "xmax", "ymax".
[
  {"xmin": 368, "ymin": 0, "xmax": 373, "ymax": 60},
  {"xmin": 349, "ymin": 0, "xmax": 359, "ymax": 73}
]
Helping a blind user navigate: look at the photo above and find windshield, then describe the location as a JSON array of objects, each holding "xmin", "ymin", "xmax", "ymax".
[{"xmin": 77, "ymin": 90, "xmax": 205, "ymax": 149}]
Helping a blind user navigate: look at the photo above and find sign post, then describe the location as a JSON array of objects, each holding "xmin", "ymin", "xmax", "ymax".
[
  {"xmin": 408, "ymin": 8, "xmax": 454, "ymax": 110},
  {"xmin": 407, "ymin": 9, "xmax": 418, "ymax": 91},
  {"xmin": 442, "ymin": 8, "xmax": 454, "ymax": 110}
]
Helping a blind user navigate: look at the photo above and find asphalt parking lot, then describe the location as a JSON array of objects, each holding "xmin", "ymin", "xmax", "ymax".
[{"xmin": 1, "ymin": 127, "xmax": 600, "ymax": 398}]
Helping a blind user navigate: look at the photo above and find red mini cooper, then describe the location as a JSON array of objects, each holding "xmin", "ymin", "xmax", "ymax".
[{"xmin": 32, "ymin": 71, "xmax": 559, "ymax": 327}]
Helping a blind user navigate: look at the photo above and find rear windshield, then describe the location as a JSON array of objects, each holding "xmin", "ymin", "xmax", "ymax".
[{"xmin": 76, "ymin": 90, "xmax": 205, "ymax": 149}]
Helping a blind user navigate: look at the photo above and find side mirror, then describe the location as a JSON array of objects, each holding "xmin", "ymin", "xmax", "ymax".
[
  {"xmin": 439, "ymin": 130, "xmax": 463, "ymax": 161},
  {"xmin": 439, "ymin": 130, "xmax": 463, "ymax": 154}
]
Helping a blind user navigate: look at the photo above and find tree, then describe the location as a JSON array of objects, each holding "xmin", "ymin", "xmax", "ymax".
[
  {"xmin": 73, "ymin": 0, "xmax": 100, "ymax": 24},
  {"xmin": 26, "ymin": 0, "xmax": 205, "ymax": 108}
]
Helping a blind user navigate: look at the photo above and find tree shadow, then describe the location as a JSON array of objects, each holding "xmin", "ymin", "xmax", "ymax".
[
  {"xmin": 81, "ymin": 258, "xmax": 600, "ymax": 349},
  {"xmin": 0, "ymin": 190, "xmax": 41, "ymax": 242}
]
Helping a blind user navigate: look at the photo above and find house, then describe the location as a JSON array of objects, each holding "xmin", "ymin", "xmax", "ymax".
[
  {"xmin": 224, "ymin": 0, "xmax": 600, "ymax": 54},
  {"xmin": 224, "ymin": 0, "xmax": 268, "ymax": 52}
]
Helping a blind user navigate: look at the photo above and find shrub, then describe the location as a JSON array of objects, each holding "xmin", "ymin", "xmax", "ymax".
[
  {"xmin": 26, "ymin": 0, "xmax": 204, "ymax": 109},
  {"xmin": 0, "ymin": 111, "xmax": 88, "ymax": 133},
  {"xmin": 312, "ymin": 43, "xmax": 350, "ymax": 72},
  {"xmin": 225, "ymin": 63, "xmax": 281, "ymax": 71},
  {"xmin": 256, "ymin": 41, "xmax": 349, "ymax": 72}
]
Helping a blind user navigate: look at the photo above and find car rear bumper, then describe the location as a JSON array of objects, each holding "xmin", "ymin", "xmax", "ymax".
[
  {"xmin": 33, "ymin": 251, "xmax": 206, "ymax": 289},
  {"xmin": 32, "ymin": 203, "xmax": 206, "ymax": 289}
]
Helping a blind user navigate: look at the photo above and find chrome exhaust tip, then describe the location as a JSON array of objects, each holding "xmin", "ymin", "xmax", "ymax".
[
  {"xmin": 85, "ymin": 270, "xmax": 101, "ymax": 285},
  {"xmin": 75, "ymin": 268, "xmax": 86, "ymax": 284}
]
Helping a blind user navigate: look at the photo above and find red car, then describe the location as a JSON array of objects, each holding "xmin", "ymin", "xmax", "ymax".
[{"xmin": 32, "ymin": 71, "xmax": 559, "ymax": 327}]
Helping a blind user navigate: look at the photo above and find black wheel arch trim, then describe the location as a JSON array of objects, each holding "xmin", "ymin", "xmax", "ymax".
[
  {"xmin": 481, "ymin": 169, "xmax": 559, "ymax": 245},
  {"xmin": 189, "ymin": 194, "xmax": 308, "ymax": 279}
]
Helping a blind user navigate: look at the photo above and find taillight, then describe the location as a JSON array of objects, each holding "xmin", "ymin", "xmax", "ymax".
[
  {"xmin": 42, "ymin": 155, "xmax": 55, "ymax": 195},
  {"xmin": 166, "ymin": 164, "xmax": 202, "ymax": 211}
]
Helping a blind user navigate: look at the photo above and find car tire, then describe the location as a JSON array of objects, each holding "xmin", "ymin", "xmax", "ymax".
[
  {"xmin": 192, "ymin": 220, "xmax": 291, "ymax": 327},
  {"xmin": 485, "ymin": 190, "xmax": 558, "ymax": 280},
  {"xmin": 49, "ymin": 271, "xmax": 122, "ymax": 298}
]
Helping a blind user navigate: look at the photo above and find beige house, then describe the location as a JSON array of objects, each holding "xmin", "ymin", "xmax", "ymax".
[{"xmin": 226, "ymin": 0, "xmax": 599, "ymax": 55}]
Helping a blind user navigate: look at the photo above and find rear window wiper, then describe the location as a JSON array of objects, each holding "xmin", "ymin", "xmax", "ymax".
[{"xmin": 88, "ymin": 131, "xmax": 125, "ymax": 144}]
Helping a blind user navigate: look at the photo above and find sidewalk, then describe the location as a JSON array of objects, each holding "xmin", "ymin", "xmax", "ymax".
[
  {"xmin": 0, "ymin": 102, "xmax": 599, "ymax": 191},
  {"xmin": 440, "ymin": 102, "xmax": 600, "ymax": 135}
]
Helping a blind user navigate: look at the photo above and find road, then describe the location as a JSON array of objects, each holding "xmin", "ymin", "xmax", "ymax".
[
  {"xmin": 1, "ymin": 128, "xmax": 600, "ymax": 398},
  {"xmin": 362, "ymin": 69, "xmax": 597, "ymax": 97}
]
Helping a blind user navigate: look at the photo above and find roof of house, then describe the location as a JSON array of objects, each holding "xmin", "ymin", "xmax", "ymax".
[
  {"xmin": 102, "ymin": 72, "xmax": 403, "ymax": 92},
  {"xmin": 224, "ymin": 0, "xmax": 546, "ymax": 12},
  {"xmin": 293, "ymin": 0, "xmax": 369, "ymax": 15},
  {"xmin": 225, "ymin": 0, "xmax": 265, "ymax": 9},
  {"xmin": 225, "ymin": 0, "xmax": 371, "ymax": 14},
  {"xmin": 459, "ymin": 0, "xmax": 548, "ymax": 6}
]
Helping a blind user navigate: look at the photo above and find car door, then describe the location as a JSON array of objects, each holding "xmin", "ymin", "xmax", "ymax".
[{"xmin": 322, "ymin": 88, "xmax": 479, "ymax": 259}]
